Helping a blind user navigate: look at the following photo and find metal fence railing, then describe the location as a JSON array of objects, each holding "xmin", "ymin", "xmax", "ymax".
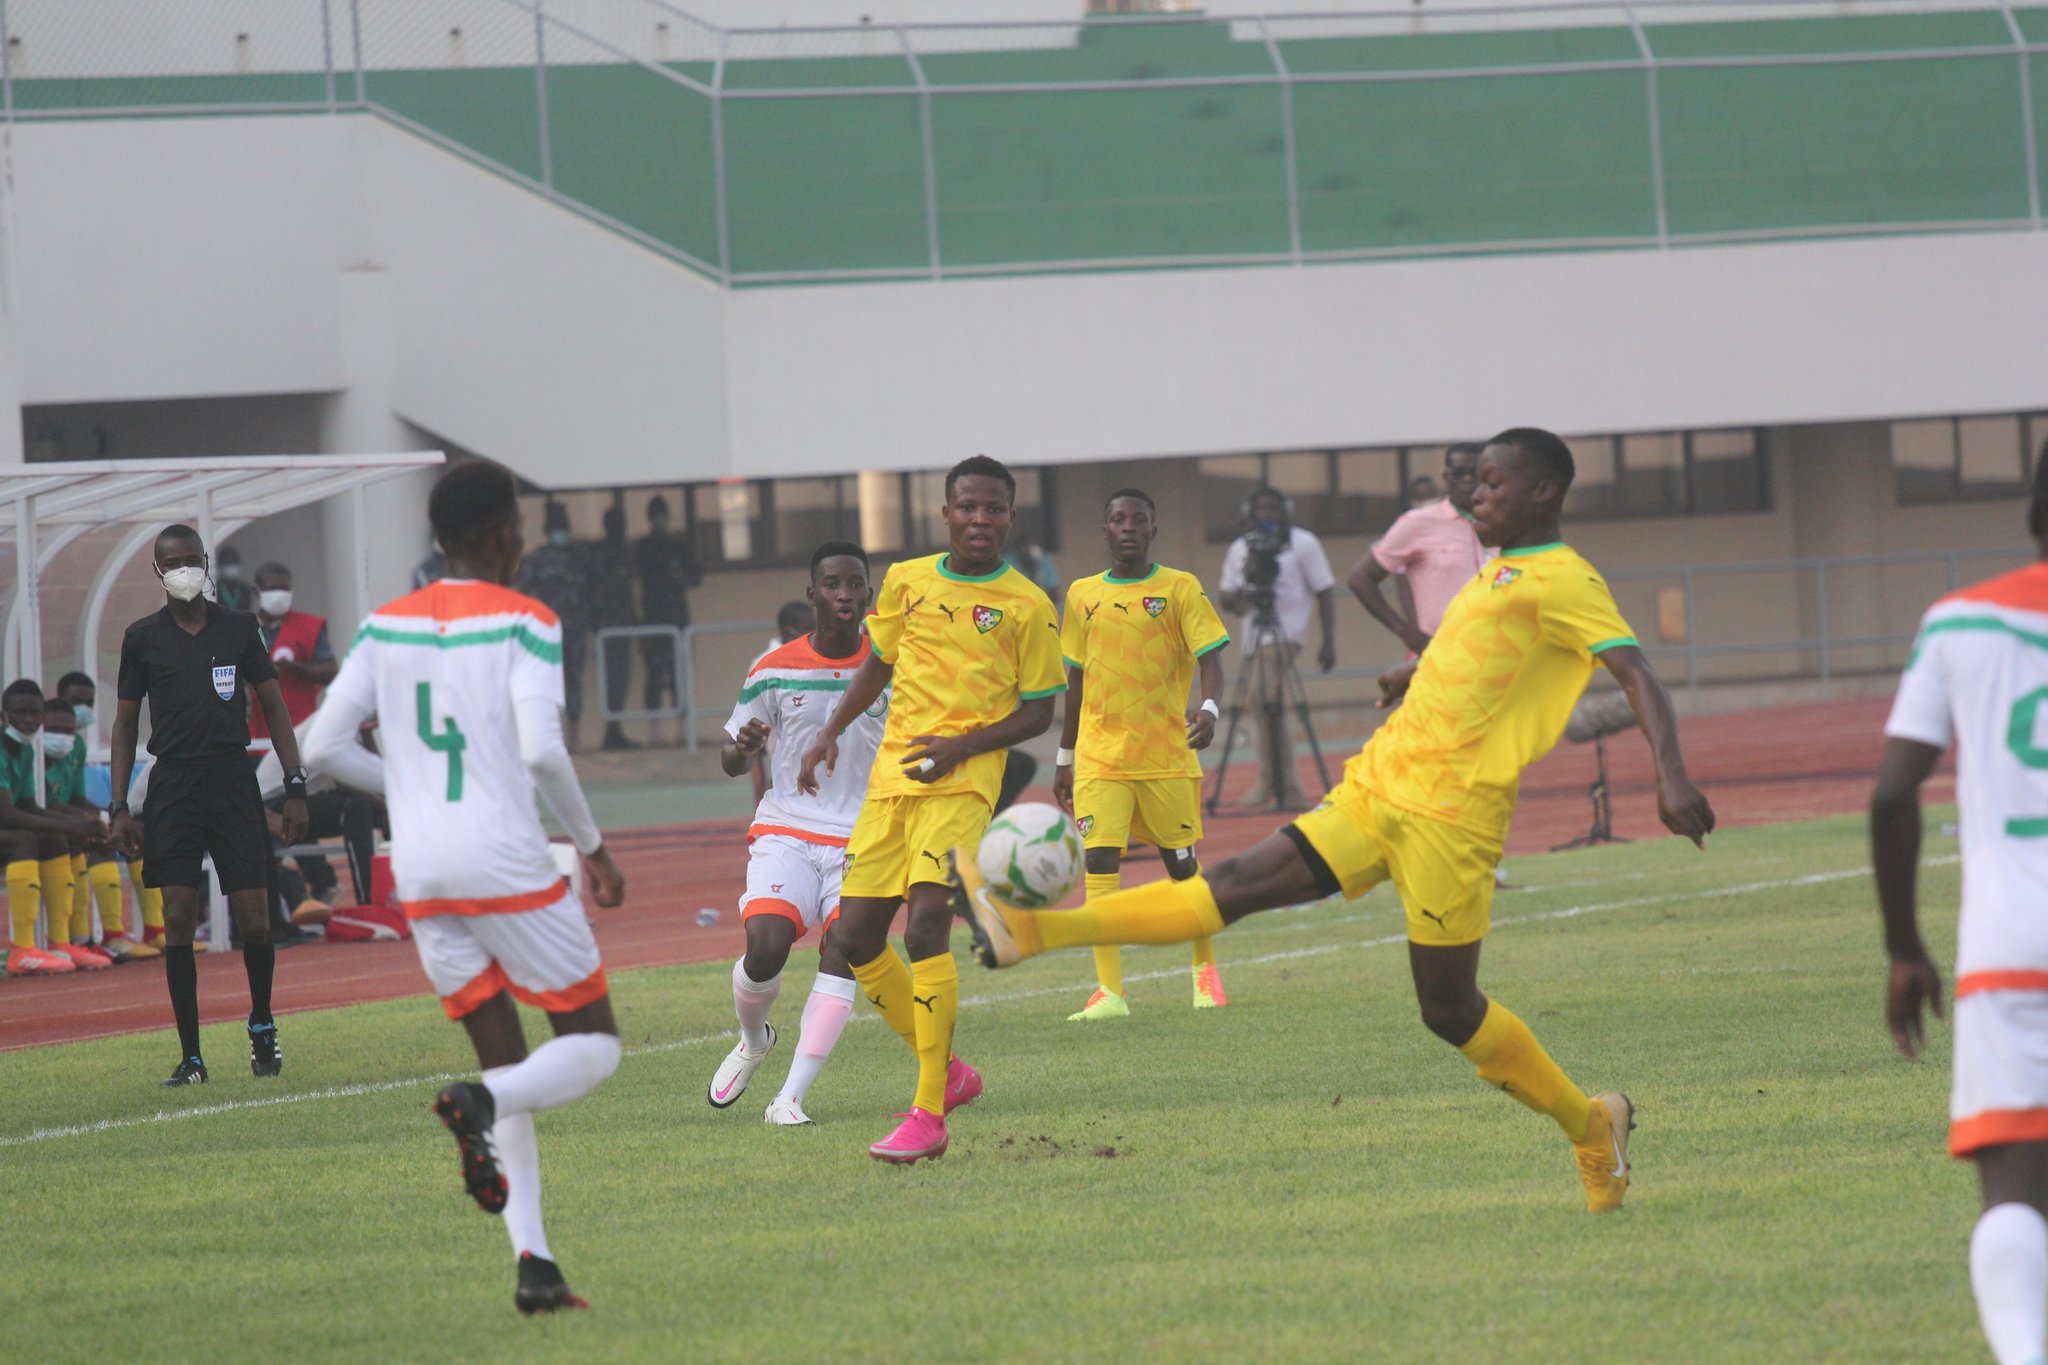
[{"xmin": 7, "ymin": 0, "xmax": 2047, "ymax": 283}]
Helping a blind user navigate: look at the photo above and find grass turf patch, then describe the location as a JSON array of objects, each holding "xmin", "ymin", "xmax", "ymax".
[{"xmin": 0, "ymin": 811, "xmax": 1976, "ymax": 1362}]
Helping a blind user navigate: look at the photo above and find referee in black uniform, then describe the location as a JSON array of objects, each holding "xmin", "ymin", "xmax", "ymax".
[{"xmin": 109, "ymin": 524, "xmax": 309, "ymax": 1087}]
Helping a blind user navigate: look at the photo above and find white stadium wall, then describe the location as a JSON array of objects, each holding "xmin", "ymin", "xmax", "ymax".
[{"xmin": 5, "ymin": 111, "xmax": 2047, "ymax": 488}]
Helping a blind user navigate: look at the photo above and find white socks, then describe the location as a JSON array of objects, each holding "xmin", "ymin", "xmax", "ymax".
[
  {"xmin": 1975, "ymin": 1203, "xmax": 2048, "ymax": 1365},
  {"xmin": 484, "ymin": 1032, "xmax": 622, "ymax": 1118},
  {"xmin": 733, "ymin": 959, "xmax": 782, "ymax": 1052},
  {"xmin": 484, "ymin": 1063, "xmax": 550, "ymax": 1261},
  {"xmin": 776, "ymin": 974, "xmax": 856, "ymax": 1105}
]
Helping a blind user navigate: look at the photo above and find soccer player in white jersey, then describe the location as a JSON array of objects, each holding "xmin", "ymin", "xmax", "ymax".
[
  {"xmin": 303, "ymin": 462, "xmax": 626, "ymax": 1316},
  {"xmin": 1872, "ymin": 461, "xmax": 2048, "ymax": 1365},
  {"xmin": 709, "ymin": 542, "xmax": 885, "ymax": 1124}
]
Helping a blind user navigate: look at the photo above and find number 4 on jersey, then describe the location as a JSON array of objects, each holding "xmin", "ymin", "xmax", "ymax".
[{"xmin": 417, "ymin": 681, "xmax": 466, "ymax": 801}]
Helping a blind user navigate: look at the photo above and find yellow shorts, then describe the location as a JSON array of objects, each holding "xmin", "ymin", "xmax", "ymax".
[
  {"xmin": 1073, "ymin": 775, "xmax": 1203, "ymax": 852},
  {"xmin": 841, "ymin": 791, "xmax": 993, "ymax": 901},
  {"xmin": 1289, "ymin": 785, "xmax": 1498, "ymax": 946}
]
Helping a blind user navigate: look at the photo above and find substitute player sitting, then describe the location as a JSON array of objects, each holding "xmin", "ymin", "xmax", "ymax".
[
  {"xmin": 799, "ymin": 455, "xmax": 1066, "ymax": 1164},
  {"xmin": 1054, "ymin": 488, "xmax": 1230, "ymax": 1020},
  {"xmin": 1871, "ymin": 456, "xmax": 2048, "ymax": 1365},
  {"xmin": 708, "ymin": 542, "xmax": 884, "ymax": 1126},
  {"xmin": 304, "ymin": 461, "xmax": 626, "ymax": 1315},
  {"xmin": 955, "ymin": 428, "xmax": 1715, "ymax": 1212}
]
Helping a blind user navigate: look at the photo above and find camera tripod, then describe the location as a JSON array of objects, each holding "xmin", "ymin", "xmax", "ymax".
[{"xmin": 1206, "ymin": 605, "xmax": 1332, "ymax": 817}]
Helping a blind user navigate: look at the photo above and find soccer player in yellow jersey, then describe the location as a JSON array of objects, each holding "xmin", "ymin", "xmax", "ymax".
[
  {"xmin": 954, "ymin": 429, "xmax": 1715, "ymax": 1210},
  {"xmin": 1054, "ymin": 488, "xmax": 1231, "ymax": 1020},
  {"xmin": 799, "ymin": 455, "xmax": 1066, "ymax": 1164}
]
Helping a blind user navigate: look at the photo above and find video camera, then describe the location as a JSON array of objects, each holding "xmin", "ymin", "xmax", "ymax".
[{"xmin": 1241, "ymin": 519, "xmax": 1288, "ymax": 614}]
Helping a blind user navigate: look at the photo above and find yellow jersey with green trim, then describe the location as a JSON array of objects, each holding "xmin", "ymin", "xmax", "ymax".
[
  {"xmin": 1348, "ymin": 542, "xmax": 1638, "ymax": 843},
  {"xmin": 1062, "ymin": 564, "xmax": 1230, "ymax": 780},
  {"xmin": 865, "ymin": 553, "xmax": 1066, "ymax": 806}
]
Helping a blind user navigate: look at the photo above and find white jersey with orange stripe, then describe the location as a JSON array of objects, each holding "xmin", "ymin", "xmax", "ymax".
[
  {"xmin": 320, "ymin": 578, "xmax": 570, "ymax": 912},
  {"xmin": 725, "ymin": 633, "xmax": 887, "ymax": 845},
  {"xmin": 1886, "ymin": 561, "xmax": 2048, "ymax": 981}
]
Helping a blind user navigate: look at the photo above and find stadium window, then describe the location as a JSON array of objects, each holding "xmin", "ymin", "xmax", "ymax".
[
  {"xmin": 1688, "ymin": 429, "xmax": 1771, "ymax": 515},
  {"xmin": 766, "ymin": 476, "xmax": 858, "ymax": 561},
  {"xmin": 1563, "ymin": 435, "xmax": 1619, "ymax": 518},
  {"xmin": 1267, "ymin": 450, "xmax": 1334, "ymax": 532},
  {"xmin": 1565, "ymin": 429, "xmax": 1767, "ymax": 520},
  {"xmin": 1333, "ymin": 448, "xmax": 1406, "ymax": 535},
  {"xmin": 1618, "ymin": 433, "xmax": 1683, "ymax": 516},
  {"xmin": 1893, "ymin": 415, "xmax": 2031, "ymax": 504},
  {"xmin": 1201, "ymin": 455, "xmax": 1265, "ymax": 542}
]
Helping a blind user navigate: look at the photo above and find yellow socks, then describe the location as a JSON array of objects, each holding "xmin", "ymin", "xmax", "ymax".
[
  {"xmin": 1034, "ymin": 874, "xmax": 1226, "ymax": 951},
  {"xmin": 90, "ymin": 861, "xmax": 125, "ymax": 938},
  {"xmin": 851, "ymin": 947, "xmax": 918, "ymax": 1051},
  {"xmin": 1084, "ymin": 872, "xmax": 1123, "ymax": 995},
  {"xmin": 1457, "ymin": 1000, "xmax": 1593, "ymax": 1142},
  {"xmin": 134, "ymin": 861, "xmax": 164, "ymax": 935},
  {"xmin": 908, "ymin": 952, "xmax": 959, "ymax": 1116},
  {"xmin": 1192, "ymin": 935, "xmax": 1217, "ymax": 970},
  {"xmin": 38, "ymin": 857, "xmax": 75, "ymax": 945},
  {"xmin": 68, "ymin": 854, "xmax": 89, "ymax": 942},
  {"xmin": 7, "ymin": 859, "xmax": 40, "ymax": 949}
]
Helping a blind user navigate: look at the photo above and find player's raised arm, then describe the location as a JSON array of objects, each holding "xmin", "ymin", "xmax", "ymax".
[
  {"xmin": 1870, "ymin": 736, "xmax": 1945, "ymax": 1058},
  {"xmin": 799, "ymin": 651, "xmax": 892, "ymax": 794},
  {"xmin": 1598, "ymin": 645, "xmax": 1713, "ymax": 847}
]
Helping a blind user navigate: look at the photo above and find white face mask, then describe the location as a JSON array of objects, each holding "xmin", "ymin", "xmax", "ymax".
[
  {"xmin": 160, "ymin": 565, "xmax": 208, "ymax": 602},
  {"xmin": 39, "ymin": 730, "xmax": 72, "ymax": 758},
  {"xmin": 72, "ymin": 704, "xmax": 94, "ymax": 731},
  {"xmin": 3, "ymin": 724, "xmax": 29, "ymax": 747},
  {"xmin": 259, "ymin": 589, "xmax": 293, "ymax": 617},
  {"xmin": 220, "ymin": 562, "xmax": 243, "ymax": 582}
]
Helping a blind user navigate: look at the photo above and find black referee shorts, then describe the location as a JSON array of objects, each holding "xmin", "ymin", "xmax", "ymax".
[{"xmin": 142, "ymin": 758, "xmax": 272, "ymax": 896}]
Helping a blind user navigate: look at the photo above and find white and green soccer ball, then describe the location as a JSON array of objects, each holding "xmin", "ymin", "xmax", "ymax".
[{"xmin": 977, "ymin": 802, "xmax": 1083, "ymax": 909}]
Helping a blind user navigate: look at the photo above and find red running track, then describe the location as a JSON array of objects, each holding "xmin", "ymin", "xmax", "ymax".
[{"xmin": 0, "ymin": 697, "xmax": 1943, "ymax": 1051}]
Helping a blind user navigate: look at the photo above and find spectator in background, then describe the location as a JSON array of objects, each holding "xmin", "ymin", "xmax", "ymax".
[
  {"xmin": 636, "ymin": 493, "xmax": 701, "ymax": 715},
  {"xmin": 515, "ymin": 500, "xmax": 589, "ymax": 746},
  {"xmin": 1007, "ymin": 541, "xmax": 1061, "ymax": 598},
  {"xmin": 1217, "ymin": 487, "xmax": 1337, "ymax": 811},
  {"xmin": 1406, "ymin": 474, "xmax": 1443, "ymax": 509},
  {"xmin": 1348, "ymin": 443, "xmax": 1491, "ymax": 659},
  {"xmin": 214, "ymin": 544, "xmax": 253, "ymax": 613},
  {"xmin": 250, "ymin": 562, "xmax": 335, "ymax": 940},
  {"xmin": 56, "ymin": 671, "xmax": 163, "ymax": 957},
  {"xmin": 590, "ymin": 504, "xmax": 640, "ymax": 751}
]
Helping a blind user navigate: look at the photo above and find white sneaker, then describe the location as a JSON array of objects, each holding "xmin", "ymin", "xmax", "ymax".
[
  {"xmin": 706, "ymin": 1025, "xmax": 776, "ymax": 1109},
  {"xmin": 764, "ymin": 1096, "xmax": 813, "ymax": 1126}
]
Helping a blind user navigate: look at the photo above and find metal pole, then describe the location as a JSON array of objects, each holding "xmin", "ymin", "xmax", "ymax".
[
  {"xmin": 350, "ymin": 0, "xmax": 366, "ymax": 106},
  {"xmin": 1682, "ymin": 567, "xmax": 1698, "ymax": 688},
  {"xmin": 1257, "ymin": 17, "xmax": 1304, "ymax": 266},
  {"xmin": 682, "ymin": 624, "xmax": 699, "ymax": 751},
  {"xmin": 1622, "ymin": 4, "xmax": 1670, "ymax": 246},
  {"xmin": 711, "ymin": 32, "xmax": 731, "ymax": 285},
  {"xmin": 15, "ymin": 491, "xmax": 38, "ymax": 707},
  {"xmin": 899, "ymin": 27, "xmax": 942, "ymax": 280},
  {"xmin": 321, "ymin": 0, "xmax": 338, "ymax": 112},
  {"xmin": 1998, "ymin": 0, "xmax": 2043, "ymax": 229},
  {"xmin": 350, "ymin": 483, "xmax": 371, "ymax": 629},
  {"xmin": 1813, "ymin": 561, "xmax": 1831, "ymax": 682},
  {"xmin": 1, "ymin": 0, "xmax": 15, "ymax": 124},
  {"xmin": 533, "ymin": 0, "xmax": 554, "ymax": 191}
]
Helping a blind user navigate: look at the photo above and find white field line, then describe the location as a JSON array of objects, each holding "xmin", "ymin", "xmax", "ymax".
[{"xmin": 1, "ymin": 857, "xmax": 1951, "ymax": 1150}]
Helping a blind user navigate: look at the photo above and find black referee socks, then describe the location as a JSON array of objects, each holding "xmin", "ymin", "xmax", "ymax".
[{"xmin": 163, "ymin": 945, "xmax": 202, "ymax": 1060}]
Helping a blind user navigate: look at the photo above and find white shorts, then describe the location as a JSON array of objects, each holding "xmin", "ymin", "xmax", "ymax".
[
  {"xmin": 411, "ymin": 886, "xmax": 607, "ymax": 1021},
  {"xmin": 739, "ymin": 833, "xmax": 844, "ymax": 941},
  {"xmin": 1951, "ymin": 981, "xmax": 2048, "ymax": 1157}
]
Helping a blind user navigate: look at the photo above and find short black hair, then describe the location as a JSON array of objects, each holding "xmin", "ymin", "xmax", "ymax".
[
  {"xmin": 2, "ymin": 678, "xmax": 43, "ymax": 707},
  {"xmin": 1247, "ymin": 485, "xmax": 1288, "ymax": 507},
  {"xmin": 154, "ymin": 523, "xmax": 203, "ymax": 557},
  {"xmin": 1487, "ymin": 427, "xmax": 1577, "ymax": 497},
  {"xmin": 543, "ymin": 499, "xmax": 571, "ymax": 532},
  {"xmin": 602, "ymin": 505, "xmax": 626, "ymax": 537},
  {"xmin": 1104, "ymin": 487, "xmax": 1155, "ymax": 514},
  {"xmin": 810, "ymin": 540, "xmax": 869, "ymax": 576},
  {"xmin": 777, "ymin": 600, "xmax": 815, "ymax": 632},
  {"xmin": 1443, "ymin": 442, "xmax": 1484, "ymax": 465},
  {"xmin": 945, "ymin": 455, "xmax": 1016, "ymax": 504},
  {"xmin": 427, "ymin": 461, "xmax": 520, "ymax": 557},
  {"xmin": 217, "ymin": 544, "xmax": 242, "ymax": 562},
  {"xmin": 254, "ymin": 561, "xmax": 290, "ymax": 583},
  {"xmin": 647, "ymin": 493, "xmax": 670, "ymax": 518},
  {"xmin": 42, "ymin": 696, "xmax": 73, "ymax": 718},
  {"xmin": 56, "ymin": 671, "xmax": 94, "ymax": 696}
]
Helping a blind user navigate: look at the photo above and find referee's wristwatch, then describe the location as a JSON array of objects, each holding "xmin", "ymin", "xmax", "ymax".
[{"xmin": 283, "ymin": 766, "xmax": 310, "ymax": 800}]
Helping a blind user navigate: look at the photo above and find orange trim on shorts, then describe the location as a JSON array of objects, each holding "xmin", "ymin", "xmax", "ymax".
[
  {"xmin": 402, "ymin": 879, "xmax": 567, "ymax": 920},
  {"xmin": 741, "ymin": 897, "xmax": 809, "ymax": 937},
  {"xmin": 1952, "ymin": 1106, "xmax": 2048, "ymax": 1157},
  {"xmin": 506, "ymin": 966, "xmax": 609, "ymax": 1014},
  {"xmin": 1955, "ymin": 970, "xmax": 2048, "ymax": 999},
  {"xmin": 441, "ymin": 963, "xmax": 511, "ymax": 1020},
  {"xmin": 747, "ymin": 823, "xmax": 850, "ymax": 848}
]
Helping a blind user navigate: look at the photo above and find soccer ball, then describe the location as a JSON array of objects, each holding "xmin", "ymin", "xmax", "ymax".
[{"xmin": 977, "ymin": 802, "xmax": 1084, "ymax": 909}]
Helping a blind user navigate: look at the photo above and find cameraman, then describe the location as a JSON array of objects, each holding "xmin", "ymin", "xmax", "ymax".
[{"xmin": 1217, "ymin": 486, "xmax": 1336, "ymax": 811}]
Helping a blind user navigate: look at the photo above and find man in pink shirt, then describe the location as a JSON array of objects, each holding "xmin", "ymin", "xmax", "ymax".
[{"xmin": 1348, "ymin": 443, "xmax": 1492, "ymax": 657}]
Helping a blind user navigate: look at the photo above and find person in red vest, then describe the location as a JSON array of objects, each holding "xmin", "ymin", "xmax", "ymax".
[{"xmin": 250, "ymin": 561, "xmax": 341, "ymax": 938}]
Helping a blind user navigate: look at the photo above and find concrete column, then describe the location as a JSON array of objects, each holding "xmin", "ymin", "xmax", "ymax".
[
  {"xmin": 1784, "ymin": 420, "xmax": 1892, "ymax": 675},
  {"xmin": 0, "ymin": 126, "xmax": 28, "ymax": 466}
]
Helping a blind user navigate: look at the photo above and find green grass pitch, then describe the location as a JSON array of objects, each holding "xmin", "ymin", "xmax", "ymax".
[{"xmin": 1, "ymin": 812, "xmax": 1979, "ymax": 1362}]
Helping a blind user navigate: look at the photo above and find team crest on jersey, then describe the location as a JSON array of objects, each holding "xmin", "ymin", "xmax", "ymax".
[
  {"xmin": 1490, "ymin": 566, "xmax": 1523, "ymax": 591},
  {"xmin": 1076, "ymin": 815, "xmax": 1094, "ymax": 837},
  {"xmin": 864, "ymin": 686, "xmax": 890, "ymax": 720},
  {"xmin": 972, "ymin": 605, "xmax": 1003, "ymax": 634},
  {"xmin": 212, "ymin": 664, "xmax": 237, "ymax": 700},
  {"xmin": 1142, "ymin": 597, "xmax": 1167, "ymax": 618}
]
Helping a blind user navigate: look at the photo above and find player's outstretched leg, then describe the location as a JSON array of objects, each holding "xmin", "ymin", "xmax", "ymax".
[
  {"xmin": 1070, "ymin": 867, "xmax": 1129, "ymax": 1022},
  {"xmin": 766, "ymin": 926, "xmax": 859, "ymax": 1125},
  {"xmin": 1412, "ymin": 942, "xmax": 1630, "ymax": 1212},
  {"xmin": 1190, "ymin": 936, "xmax": 1227, "ymax": 1010},
  {"xmin": 710, "ymin": 921, "xmax": 789, "ymax": 1109}
]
